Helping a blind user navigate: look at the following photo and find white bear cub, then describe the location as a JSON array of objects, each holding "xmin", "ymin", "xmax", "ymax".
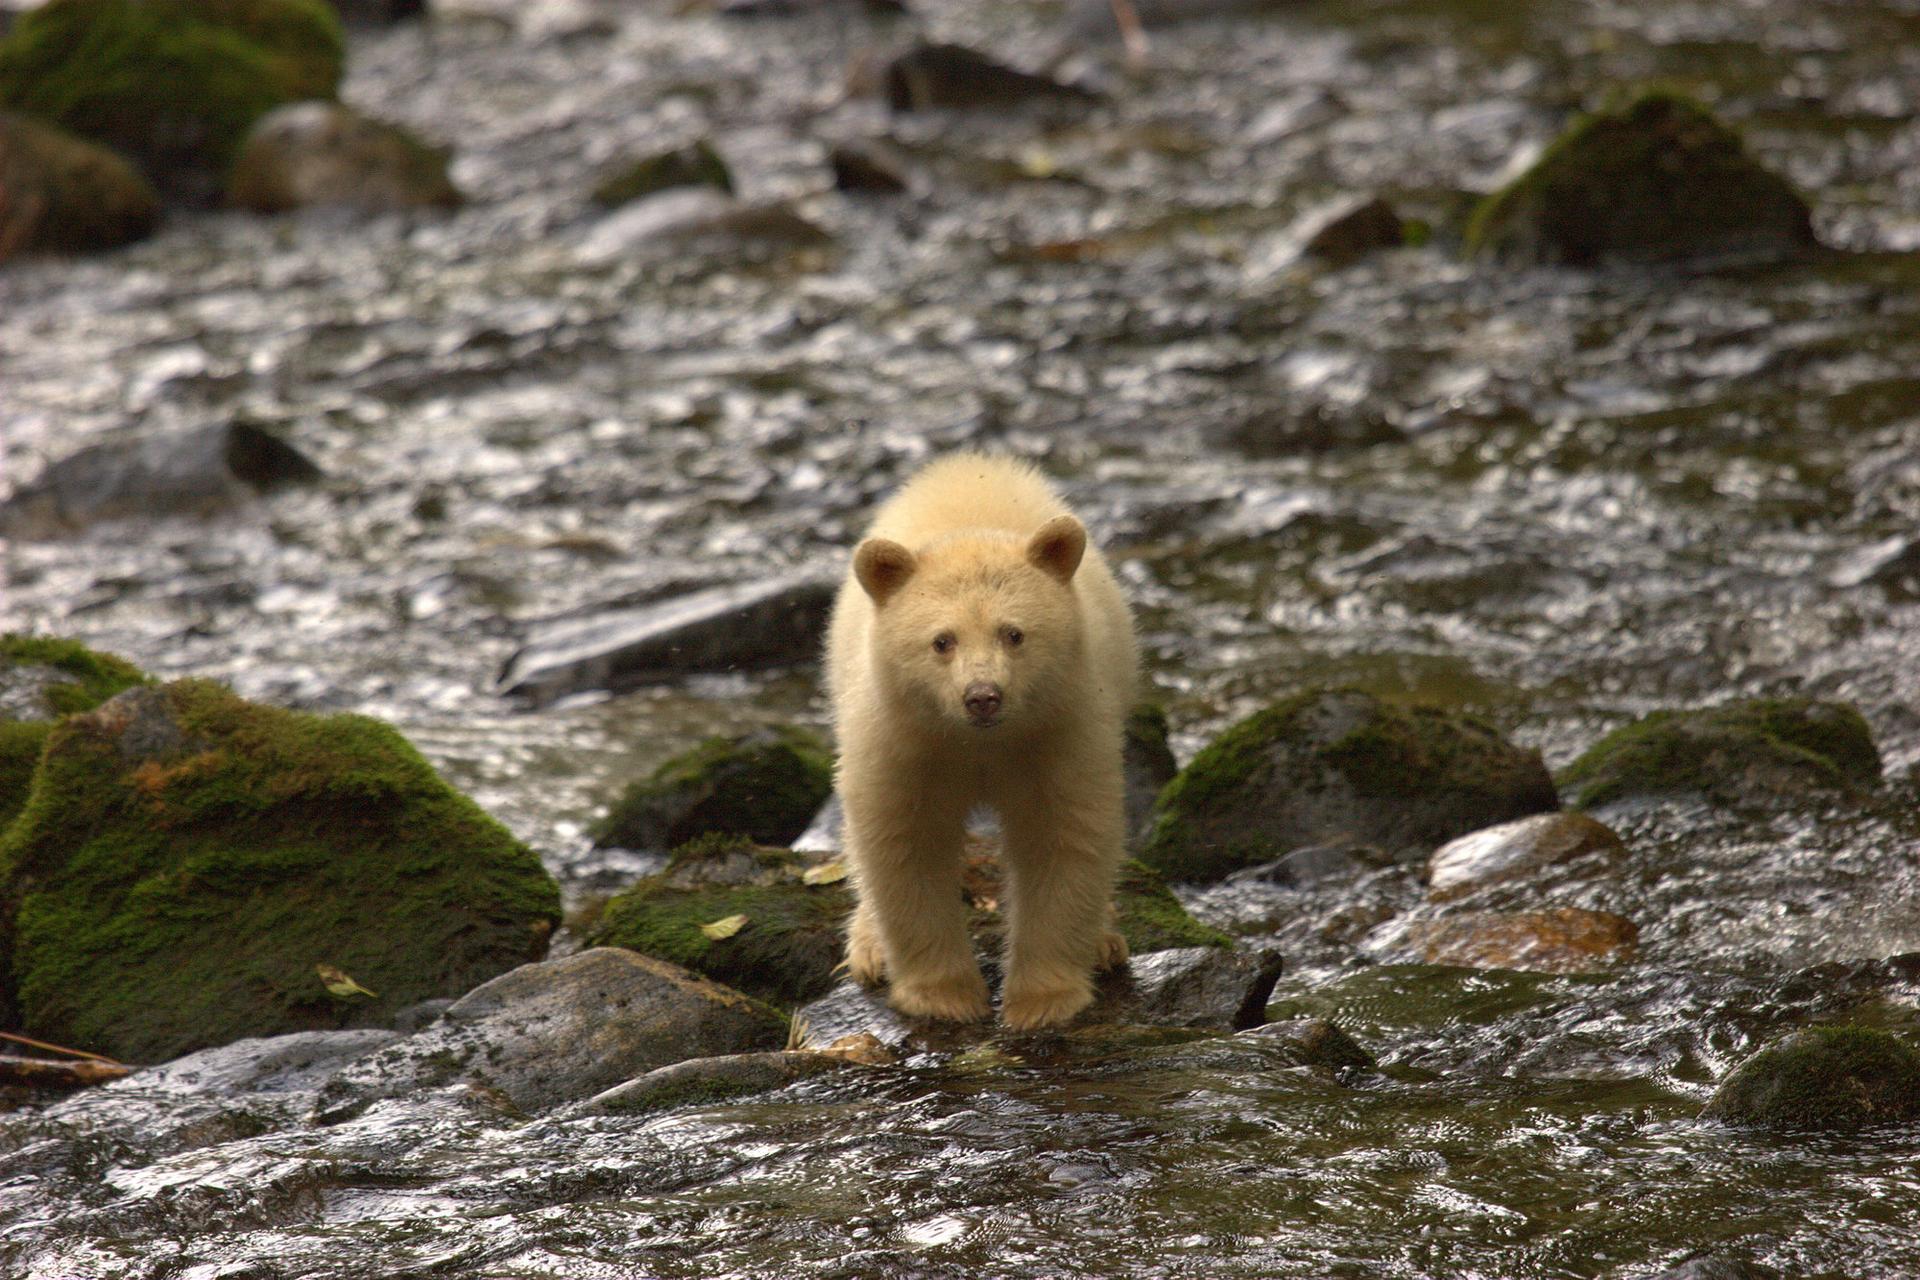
[{"xmin": 825, "ymin": 453, "xmax": 1138, "ymax": 1030}]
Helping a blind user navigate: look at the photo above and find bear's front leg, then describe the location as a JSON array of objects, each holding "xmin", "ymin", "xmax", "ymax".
[
  {"xmin": 997, "ymin": 759, "xmax": 1126, "ymax": 1031},
  {"xmin": 842, "ymin": 780, "xmax": 989, "ymax": 1023}
]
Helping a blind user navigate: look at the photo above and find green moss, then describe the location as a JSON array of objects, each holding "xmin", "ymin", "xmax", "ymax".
[
  {"xmin": 0, "ymin": 722, "xmax": 51, "ymax": 838},
  {"xmin": 0, "ymin": 633, "xmax": 150, "ymax": 716},
  {"xmin": 0, "ymin": 111, "xmax": 159, "ymax": 253},
  {"xmin": 0, "ymin": 0, "xmax": 345, "ymax": 204},
  {"xmin": 590, "ymin": 139, "xmax": 733, "ymax": 207},
  {"xmin": 0, "ymin": 679, "xmax": 559, "ymax": 1062},
  {"xmin": 1113, "ymin": 860, "xmax": 1231, "ymax": 951},
  {"xmin": 1703, "ymin": 1026, "xmax": 1920, "ymax": 1131},
  {"xmin": 1465, "ymin": 91, "xmax": 1815, "ymax": 267},
  {"xmin": 588, "ymin": 837, "xmax": 848, "ymax": 1008},
  {"xmin": 594, "ymin": 727, "xmax": 833, "ymax": 852},
  {"xmin": 1560, "ymin": 698, "xmax": 1881, "ymax": 809}
]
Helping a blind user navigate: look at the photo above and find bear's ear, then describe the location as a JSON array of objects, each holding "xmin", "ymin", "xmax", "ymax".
[
  {"xmin": 854, "ymin": 538, "xmax": 918, "ymax": 605},
  {"xmin": 1026, "ymin": 515, "xmax": 1086, "ymax": 584}
]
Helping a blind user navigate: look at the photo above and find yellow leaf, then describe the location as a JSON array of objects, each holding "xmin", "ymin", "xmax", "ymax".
[
  {"xmin": 802, "ymin": 860, "xmax": 849, "ymax": 886},
  {"xmin": 316, "ymin": 964, "xmax": 378, "ymax": 999},
  {"xmin": 1017, "ymin": 145, "xmax": 1058, "ymax": 179},
  {"xmin": 699, "ymin": 914, "xmax": 749, "ymax": 940}
]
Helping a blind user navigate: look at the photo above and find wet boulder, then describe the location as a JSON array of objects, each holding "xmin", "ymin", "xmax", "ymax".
[
  {"xmin": 1388, "ymin": 907, "xmax": 1637, "ymax": 974},
  {"xmin": 1240, "ymin": 1017, "xmax": 1376, "ymax": 1072},
  {"xmin": 1465, "ymin": 92, "xmax": 1816, "ymax": 269},
  {"xmin": 0, "ymin": 111, "xmax": 159, "ymax": 261},
  {"xmin": 1299, "ymin": 195, "xmax": 1406, "ymax": 265},
  {"xmin": 0, "ymin": 0, "xmax": 346, "ymax": 206},
  {"xmin": 593, "ymin": 727, "xmax": 834, "ymax": 853},
  {"xmin": 829, "ymin": 142, "xmax": 909, "ymax": 195},
  {"xmin": 1425, "ymin": 811, "xmax": 1627, "ymax": 903},
  {"xmin": 565, "ymin": 1049, "xmax": 858, "ymax": 1118},
  {"xmin": 1142, "ymin": 688, "xmax": 1558, "ymax": 883},
  {"xmin": 1703, "ymin": 1026, "xmax": 1920, "ymax": 1132},
  {"xmin": 312, "ymin": 948, "xmax": 787, "ymax": 1117},
  {"xmin": 590, "ymin": 139, "xmax": 731, "ymax": 207},
  {"xmin": 577, "ymin": 187, "xmax": 832, "ymax": 264},
  {"xmin": 881, "ymin": 43, "xmax": 1097, "ymax": 112},
  {"xmin": 496, "ymin": 575, "xmax": 836, "ymax": 705},
  {"xmin": 0, "ymin": 635, "xmax": 147, "ymax": 833},
  {"xmin": 1559, "ymin": 698, "xmax": 1881, "ymax": 810},
  {"xmin": 0, "ymin": 679, "xmax": 560, "ymax": 1063},
  {"xmin": 0, "ymin": 421, "xmax": 322, "ymax": 538},
  {"xmin": 228, "ymin": 101, "xmax": 461, "ymax": 213}
]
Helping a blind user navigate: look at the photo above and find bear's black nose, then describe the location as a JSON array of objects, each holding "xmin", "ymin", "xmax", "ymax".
[{"xmin": 964, "ymin": 682, "xmax": 1003, "ymax": 724}]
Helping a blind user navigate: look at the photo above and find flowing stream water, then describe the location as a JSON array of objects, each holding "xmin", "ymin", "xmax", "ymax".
[{"xmin": 4, "ymin": 0, "xmax": 1920, "ymax": 1274}]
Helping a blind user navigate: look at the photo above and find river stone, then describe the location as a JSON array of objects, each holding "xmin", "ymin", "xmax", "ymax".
[
  {"xmin": 0, "ymin": 680, "xmax": 560, "ymax": 1063},
  {"xmin": 1124, "ymin": 703, "xmax": 1178, "ymax": 851},
  {"xmin": 229, "ymin": 101, "xmax": 461, "ymax": 213},
  {"xmin": 578, "ymin": 187, "xmax": 832, "ymax": 264},
  {"xmin": 1142, "ymin": 688, "xmax": 1559, "ymax": 883},
  {"xmin": 0, "ymin": 0, "xmax": 345, "ymax": 206},
  {"xmin": 1240, "ymin": 1018, "xmax": 1376, "ymax": 1072},
  {"xmin": 1393, "ymin": 908, "xmax": 1637, "ymax": 973},
  {"xmin": 1559, "ymin": 698, "xmax": 1882, "ymax": 810},
  {"xmin": 564, "ymin": 1049, "xmax": 856, "ymax": 1117},
  {"xmin": 829, "ymin": 142, "xmax": 909, "ymax": 195},
  {"xmin": 1702, "ymin": 1026, "xmax": 1920, "ymax": 1133},
  {"xmin": 0, "ymin": 421, "xmax": 322, "ymax": 537},
  {"xmin": 881, "ymin": 43, "xmax": 1098, "ymax": 112},
  {"xmin": 1465, "ymin": 92, "xmax": 1816, "ymax": 268},
  {"xmin": 594, "ymin": 727, "xmax": 833, "ymax": 853},
  {"xmin": 312, "ymin": 948, "xmax": 787, "ymax": 1118},
  {"xmin": 0, "ymin": 111, "xmax": 159, "ymax": 260},
  {"xmin": 1828, "ymin": 534, "xmax": 1920, "ymax": 599},
  {"xmin": 1299, "ymin": 196, "xmax": 1406, "ymax": 265},
  {"xmin": 590, "ymin": 139, "xmax": 732, "ymax": 207},
  {"xmin": 496, "ymin": 575, "xmax": 836, "ymax": 705},
  {"xmin": 1222, "ymin": 842, "xmax": 1383, "ymax": 890},
  {"xmin": 1426, "ymin": 811, "xmax": 1627, "ymax": 903}
]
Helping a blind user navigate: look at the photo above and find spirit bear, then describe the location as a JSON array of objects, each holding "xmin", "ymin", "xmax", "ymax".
[{"xmin": 826, "ymin": 453, "xmax": 1138, "ymax": 1030}]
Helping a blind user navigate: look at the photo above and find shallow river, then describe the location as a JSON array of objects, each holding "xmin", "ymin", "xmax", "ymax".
[{"xmin": 4, "ymin": 0, "xmax": 1920, "ymax": 1274}]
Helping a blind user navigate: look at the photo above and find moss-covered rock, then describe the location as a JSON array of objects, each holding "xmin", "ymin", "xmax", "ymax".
[
  {"xmin": 590, "ymin": 833, "xmax": 1228, "ymax": 1009},
  {"xmin": 0, "ymin": 0, "xmax": 346, "ymax": 205},
  {"xmin": 228, "ymin": 100, "xmax": 460, "ymax": 212},
  {"xmin": 1123, "ymin": 702, "xmax": 1177, "ymax": 850},
  {"xmin": 1142, "ymin": 688, "xmax": 1558, "ymax": 884},
  {"xmin": 0, "ymin": 634, "xmax": 149, "ymax": 832},
  {"xmin": 590, "ymin": 139, "xmax": 732, "ymax": 207},
  {"xmin": 1703, "ymin": 1026, "xmax": 1920, "ymax": 1132},
  {"xmin": 1559, "ymin": 698, "xmax": 1881, "ymax": 810},
  {"xmin": 1465, "ymin": 92, "xmax": 1816, "ymax": 268},
  {"xmin": 0, "ymin": 111, "xmax": 159, "ymax": 259},
  {"xmin": 0, "ymin": 679, "xmax": 559, "ymax": 1062},
  {"xmin": 594, "ymin": 726, "xmax": 832, "ymax": 852}
]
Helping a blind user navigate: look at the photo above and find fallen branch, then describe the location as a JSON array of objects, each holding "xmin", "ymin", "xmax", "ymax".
[
  {"xmin": 0, "ymin": 1053, "xmax": 131, "ymax": 1089},
  {"xmin": 0, "ymin": 1029, "xmax": 128, "ymax": 1067}
]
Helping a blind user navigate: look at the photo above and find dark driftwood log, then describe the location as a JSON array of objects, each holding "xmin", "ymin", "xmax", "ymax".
[{"xmin": 0, "ymin": 1054, "xmax": 131, "ymax": 1089}]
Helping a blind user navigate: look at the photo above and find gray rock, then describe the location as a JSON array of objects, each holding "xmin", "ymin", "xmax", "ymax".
[
  {"xmin": 1222, "ymin": 842, "xmax": 1382, "ymax": 889},
  {"xmin": 229, "ymin": 101, "xmax": 461, "ymax": 214},
  {"xmin": 1829, "ymin": 534, "xmax": 1920, "ymax": 599},
  {"xmin": 565, "ymin": 1050, "xmax": 854, "ymax": 1117},
  {"xmin": 0, "ymin": 422, "xmax": 321, "ymax": 538},
  {"xmin": 311, "ymin": 949, "xmax": 787, "ymax": 1118},
  {"xmin": 1425, "ymin": 811, "xmax": 1626, "ymax": 903},
  {"xmin": 882, "ymin": 44, "xmax": 1098, "ymax": 112},
  {"xmin": 578, "ymin": 188, "xmax": 832, "ymax": 264},
  {"xmin": 590, "ymin": 139, "xmax": 732, "ymax": 207},
  {"xmin": 128, "ymin": 1029, "xmax": 404, "ymax": 1097},
  {"xmin": 1299, "ymin": 196, "xmax": 1406, "ymax": 265},
  {"xmin": 829, "ymin": 142, "xmax": 910, "ymax": 195},
  {"xmin": 497, "ymin": 575, "xmax": 836, "ymax": 706}
]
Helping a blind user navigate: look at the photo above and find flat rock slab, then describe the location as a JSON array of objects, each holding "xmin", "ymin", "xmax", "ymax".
[
  {"xmin": 1390, "ymin": 908, "xmax": 1638, "ymax": 974},
  {"xmin": 497, "ymin": 575, "xmax": 836, "ymax": 705},
  {"xmin": 312, "ymin": 949, "xmax": 787, "ymax": 1119},
  {"xmin": 564, "ymin": 1049, "xmax": 859, "ymax": 1118}
]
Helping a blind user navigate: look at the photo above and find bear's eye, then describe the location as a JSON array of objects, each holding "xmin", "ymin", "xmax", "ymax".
[
  {"xmin": 932, "ymin": 633, "xmax": 956, "ymax": 655},
  {"xmin": 1003, "ymin": 627, "xmax": 1024, "ymax": 648}
]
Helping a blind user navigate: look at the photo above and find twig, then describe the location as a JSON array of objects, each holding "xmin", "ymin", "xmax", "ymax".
[
  {"xmin": 0, "ymin": 1030, "xmax": 128, "ymax": 1068},
  {"xmin": 0, "ymin": 1054, "xmax": 131, "ymax": 1090}
]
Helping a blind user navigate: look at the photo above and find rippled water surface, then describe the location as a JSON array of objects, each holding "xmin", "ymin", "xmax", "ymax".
[{"xmin": 5, "ymin": 0, "xmax": 1920, "ymax": 1274}]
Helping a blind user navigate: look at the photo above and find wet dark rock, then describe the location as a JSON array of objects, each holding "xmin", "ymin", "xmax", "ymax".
[
  {"xmin": 1222, "ymin": 841, "xmax": 1382, "ymax": 889},
  {"xmin": 0, "ymin": 111, "xmax": 159, "ymax": 260},
  {"xmin": 596, "ymin": 728, "xmax": 832, "ymax": 853},
  {"xmin": 578, "ymin": 187, "xmax": 832, "ymax": 263},
  {"xmin": 1123, "ymin": 703, "xmax": 1178, "ymax": 850},
  {"xmin": 1215, "ymin": 401, "xmax": 1404, "ymax": 457},
  {"xmin": 1425, "ymin": 811, "xmax": 1627, "ymax": 903},
  {"xmin": 1702, "ymin": 1025, "xmax": 1920, "ymax": 1133},
  {"xmin": 1829, "ymin": 534, "xmax": 1920, "ymax": 599},
  {"xmin": 0, "ymin": 0, "xmax": 346, "ymax": 206},
  {"xmin": 1559, "ymin": 698, "xmax": 1882, "ymax": 810},
  {"xmin": 587, "ymin": 836, "xmax": 850, "ymax": 1007},
  {"xmin": 0, "ymin": 421, "xmax": 322, "ymax": 538},
  {"xmin": 1390, "ymin": 907, "xmax": 1638, "ymax": 973},
  {"xmin": 718, "ymin": 0, "xmax": 905, "ymax": 15},
  {"xmin": 590, "ymin": 138, "xmax": 732, "ymax": 207},
  {"xmin": 1465, "ymin": 92, "xmax": 1817, "ymax": 268},
  {"xmin": 229, "ymin": 101, "xmax": 461, "ymax": 213},
  {"xmin": 829, "ymin": 141, "xmax": 909, "ymax": 195},
  {"xmin": 1142, "ymin": 688, "xmax": 1558, "ymax": 883},
  {"xmin": 0, "ymin": 634, "xmax": 147, "ymax": 837},
  {"xmin": 134, "ymin": 1028, "xmax": 403, "ymax": 1096},
  {"xmin": 0, "ymin": 679, "xmax": 560, "ymax": 1063},
  {"xmin": 1299, "ymin": 196, "xmax": 1406, "ymax": 265},
  {"xmin": 564, "ymin": 1049, "xmax": 855, "ymax": 1117},
  {"xmin": 496, "ymin": 575, "xmax": 836, "ymax": 705},
  {"xmin": 1240, "ymin": 1017, "xmax": 1375, "ymax": 1072},
  {"xmin": 313, "ymin": 948, "xmax": 788, "ymax": 1118},
  {"xmin": 328, "ymin": 0, "xmax": 424, "ymax": 25},
  {"xmin": 882, "ymin": 43, "xmax": 1098, "ymax": 113}
]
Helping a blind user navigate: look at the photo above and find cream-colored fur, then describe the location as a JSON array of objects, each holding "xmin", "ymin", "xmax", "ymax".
[{"xmin": 826, "ymin": 453, "xmax": 1138, "ymax": 1030}]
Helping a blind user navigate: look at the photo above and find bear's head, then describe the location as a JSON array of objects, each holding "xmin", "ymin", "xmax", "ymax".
[{"xmin": 854, "ymin": 515, "xmax": 1088, "ymax": 735}]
